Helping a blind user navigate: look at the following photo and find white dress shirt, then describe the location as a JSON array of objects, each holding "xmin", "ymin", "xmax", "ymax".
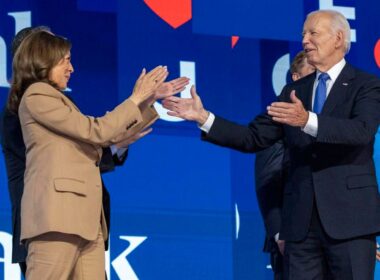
[
  {"xmin": 302, "ymin": 58, "xmax": 346, "ymax": 137},
  {"xmin": 110, "ymin": 145, "xmax": 128, "ymax": 159}
]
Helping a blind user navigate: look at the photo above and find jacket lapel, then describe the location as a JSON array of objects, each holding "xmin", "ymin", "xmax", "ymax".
[
  {"xmin": 296, "ymin": 73, "xmax": 315, "ymax": 111},
  {"xmin": 321, "ymin": 64, "xmax": 355, "ymax": 115}
]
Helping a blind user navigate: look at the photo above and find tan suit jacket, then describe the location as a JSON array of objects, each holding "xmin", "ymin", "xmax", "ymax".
[{"xmin": 18, "ymin": 82, "xmax": 158, "ymax": 242}]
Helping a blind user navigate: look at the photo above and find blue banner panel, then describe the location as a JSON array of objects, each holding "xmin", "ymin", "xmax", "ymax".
[
  {"xmin": 77, "ymin": 0, "xmax": 116, "ymax": 13},
  {"xmin": 193, "ymin": 0, "xmax": 304, "ymax": 41}
]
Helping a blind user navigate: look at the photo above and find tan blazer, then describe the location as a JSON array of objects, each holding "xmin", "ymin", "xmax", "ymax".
[{"xmin": 18, "ymin": 82, "xmax": 158, "ymax": 242}]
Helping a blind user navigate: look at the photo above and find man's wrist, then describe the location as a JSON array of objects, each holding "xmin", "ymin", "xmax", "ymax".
[
  {"xmin": 302, "ymin": 111, "xmax": 309, "ymax": 129},
  {"xmin": 197, "ymin": 109, "xmax": 210, "ymax": 126},
  {"xmin": 302, "ymin": 111, "xmax": 318, "ymax": 137}
]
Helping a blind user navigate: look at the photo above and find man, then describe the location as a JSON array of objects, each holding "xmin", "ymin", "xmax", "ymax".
[
  {"xmin": 0, "ymin": 26, "xmax": 188, "ymax": 277},
  {"xmin": 255, "ymin": 51, "xmax": 315, "ymax": 280},
  {"xmin": 163, "ymin": 10, "xmax": 380, "ymax": 279},
  {"xmin": 0, "ymin": 26, "xmax": 52, "ymax": 275}
]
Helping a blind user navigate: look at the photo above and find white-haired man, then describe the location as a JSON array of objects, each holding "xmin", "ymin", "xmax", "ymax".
[{"xmin": 163, "ymin": 10, "xmax": 380, "ymax": 279}]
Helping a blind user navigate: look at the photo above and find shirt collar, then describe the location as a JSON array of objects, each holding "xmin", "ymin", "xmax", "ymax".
[{"xmin": 316, "ymin": 58, "xmax": 346, "ymax": 82}]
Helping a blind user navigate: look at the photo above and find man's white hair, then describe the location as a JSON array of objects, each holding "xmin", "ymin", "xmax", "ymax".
[{"xmin": 307, "ymin": 10, "xmax": 351, "ymax": 54}]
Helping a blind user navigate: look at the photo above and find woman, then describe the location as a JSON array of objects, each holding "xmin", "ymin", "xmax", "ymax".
[{"xmin": 9, "ymin": 30, "xmax": 167, "ymax": 279}]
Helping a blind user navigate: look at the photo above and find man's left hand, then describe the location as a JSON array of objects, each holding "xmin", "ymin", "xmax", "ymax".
[
  {"xmin": 140, "ymin": 77, "xmax": 190, "ymax": 109},
  {"xmin": 267, "ymin": 90, "xmax": 309, "ymax": 127}
]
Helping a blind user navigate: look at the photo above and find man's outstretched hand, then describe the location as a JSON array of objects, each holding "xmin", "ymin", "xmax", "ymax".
[{"xmin": 162, "ymin": 85, "xmax": 209, "ymax": 125}]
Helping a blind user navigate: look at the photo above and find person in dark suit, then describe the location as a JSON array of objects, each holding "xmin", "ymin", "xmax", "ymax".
[
  {"xmin": 163, "ymin": 10, "xmax": 380, "ymax": 279},
  {"xmin": 0, "ymin": 26, "xmax": 52, "ymax": 275},
  {"xmin": 255, "ymin": 51, "xmax": 315, "ymax": 280}
]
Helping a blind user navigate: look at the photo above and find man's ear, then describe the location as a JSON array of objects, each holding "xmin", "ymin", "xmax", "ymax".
[
  {"xmin": 335, "ymin": 30, "xmax": 344, "ymax": 50},
  {"xmin": 292, "ymin": 73, "xmax": 300, "ymax": 82}
]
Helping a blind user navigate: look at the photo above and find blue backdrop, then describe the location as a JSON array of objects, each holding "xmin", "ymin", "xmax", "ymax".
[{"xmin": 0, "ymin": 0, "xmax": 380, "ymax": 279}]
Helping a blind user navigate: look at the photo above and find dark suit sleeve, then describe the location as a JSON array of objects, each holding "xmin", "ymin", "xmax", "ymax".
[
  {"xmin": 0, "ymin": 108, "xmax": 28, "ymax": 263},
  {"xmin": 202, "ymin": 113, "xmax": 283, "ymax": 153},
  {"xmin": 99, "ymin": 147, "xmax": 115, "ymax": 173},
  {"xmin": 255, "ymin": 141, "xmax": 286, "ymax": 238},
  {"xmin": 317, "ymin": 76, "xmax": 380, "ymax": 145},
  {"xmin": 99, "ymin": 147, "xmax": 129, "ymax": 173},
  {"xmin": 1, "ymin": 109, "xmax": 26, "ymax": 161}
]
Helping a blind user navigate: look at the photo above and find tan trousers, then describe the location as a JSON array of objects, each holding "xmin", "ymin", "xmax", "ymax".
[{"xmin": 26, "ymin": 228, "xmax": 105, "ymax": 280}]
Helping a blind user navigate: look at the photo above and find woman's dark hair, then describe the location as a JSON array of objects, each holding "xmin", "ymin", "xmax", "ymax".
[{"xmin": 7, "ymin": 30, "xmax": 71, "ymax": 113}]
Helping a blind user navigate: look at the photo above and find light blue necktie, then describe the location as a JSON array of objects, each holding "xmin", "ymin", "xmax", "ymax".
[{"xmin": 313, "ymin": 73, "xmax": 330, "ymax": 114}]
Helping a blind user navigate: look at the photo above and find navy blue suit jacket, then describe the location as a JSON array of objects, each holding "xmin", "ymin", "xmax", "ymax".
[
  {"xmin": 203, "ymin": 63, "xmax": 380, "ymax": 241},
  {"xmin": 0, "ymin": 108, "xmax": 27, "ymax": 263}
]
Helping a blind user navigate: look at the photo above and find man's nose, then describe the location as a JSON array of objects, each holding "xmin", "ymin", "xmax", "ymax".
[{"xmin": 302, "ymin": 33, "xmax": 310, "ymax": 45}]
